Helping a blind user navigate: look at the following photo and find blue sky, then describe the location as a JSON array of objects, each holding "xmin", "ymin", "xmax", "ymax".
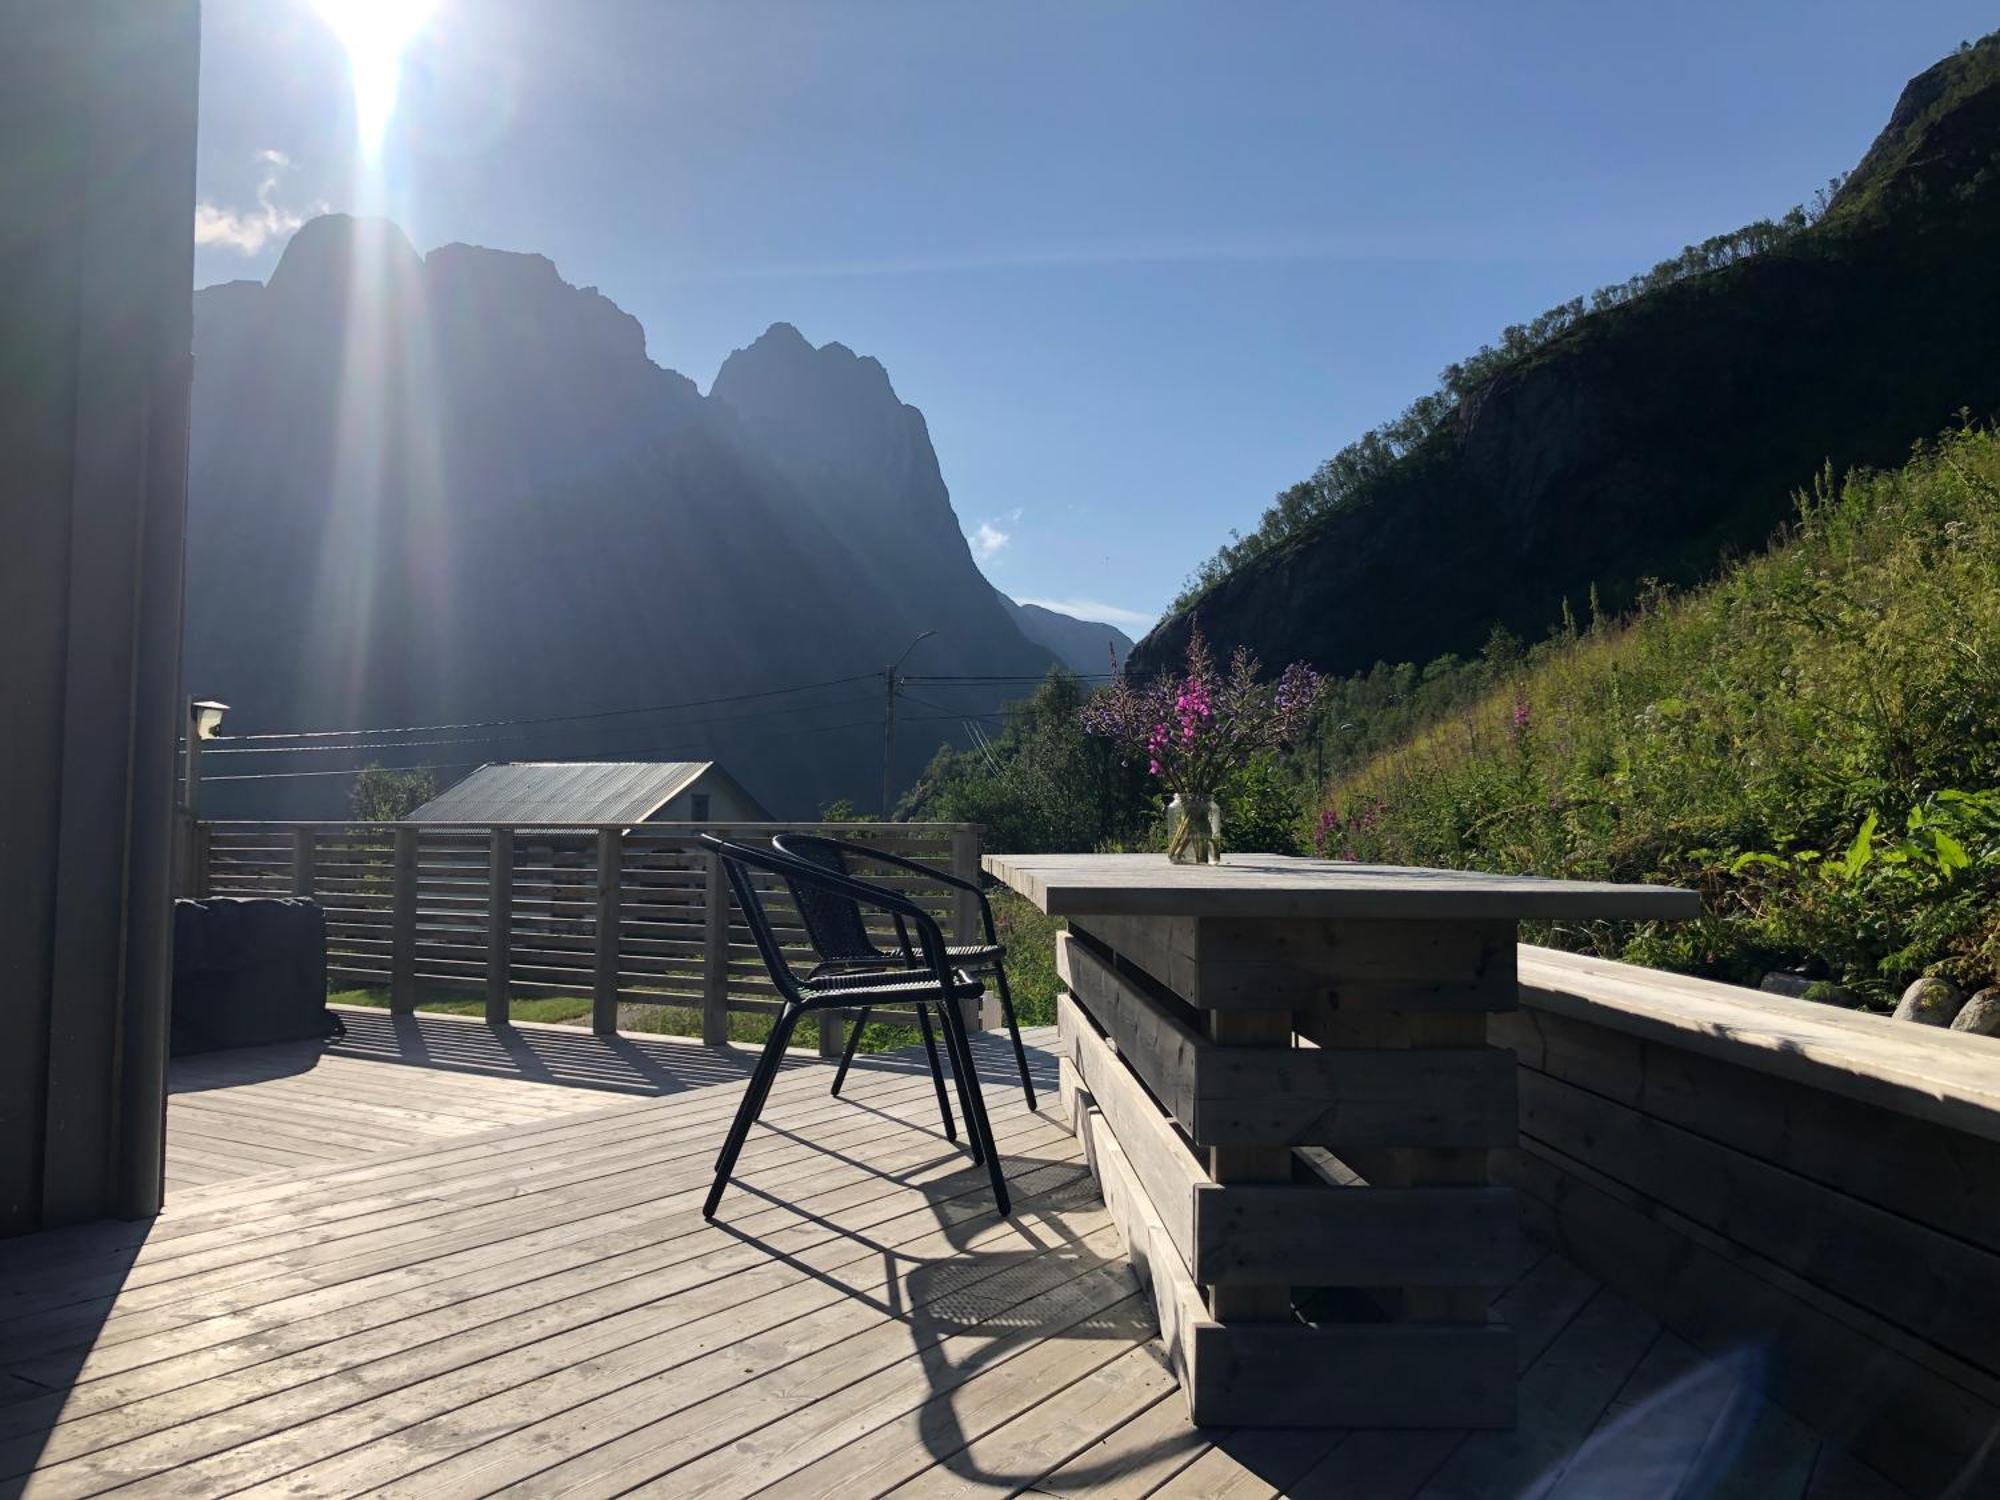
[{"xmin": 194, "ymin": 1, "xmax": 1994, "ymax": 633}]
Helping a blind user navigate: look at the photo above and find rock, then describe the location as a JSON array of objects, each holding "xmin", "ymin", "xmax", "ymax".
[
  {"xmin": 1949, "ymin": 988, "xmax": 2000, "ymax": 1036},
  {"xmin": 1759, "ymin": 972, "xmax": 1815, "ymax": 999},
  {"xmin": 1802, "ymin": 980, "xmax": 1860, "ymax": 1008},
  {"xmin": 1893, "ymin": 976, "xmax": 1965, "ymax": 1026}
]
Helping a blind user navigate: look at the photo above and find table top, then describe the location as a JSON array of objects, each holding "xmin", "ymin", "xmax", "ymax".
[{"xmin": 983, "ymin": 851, "xmax": 1702, "ymax": 922}]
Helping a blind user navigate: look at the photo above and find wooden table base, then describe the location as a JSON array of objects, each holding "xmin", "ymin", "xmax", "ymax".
[{"xmin": 1056, "ymin": 923, "xmax": 1519, "ymax": 1429}]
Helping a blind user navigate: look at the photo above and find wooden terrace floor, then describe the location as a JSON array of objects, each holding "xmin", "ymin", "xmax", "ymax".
[{"xmin": 0, "ymin": 1010, "xmax": 1903, "ymax": 1497}]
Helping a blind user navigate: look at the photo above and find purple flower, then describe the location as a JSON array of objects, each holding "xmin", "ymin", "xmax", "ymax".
[{"xmin": 1079, "ymin": 623, "xmax": 1327, "ymax": 797}]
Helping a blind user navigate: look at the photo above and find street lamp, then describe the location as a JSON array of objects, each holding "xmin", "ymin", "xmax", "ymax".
[
  {"xmin": 184, "ymin": 698, "xmax": 228, "ymax": 818},
  {"xmin": 882, "ymin": 630, "xmax": 936, "ymax": 818}
]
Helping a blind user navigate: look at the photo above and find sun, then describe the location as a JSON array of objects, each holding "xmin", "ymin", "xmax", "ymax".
[{"xmin": 313, "ymin": 0, "xmax": 439, "ymax": 155}]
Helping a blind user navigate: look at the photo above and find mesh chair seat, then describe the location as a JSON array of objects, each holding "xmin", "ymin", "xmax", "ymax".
[
  {"xmin": 771, "ymin": 832, "xmax": 1038, "ymax": 1113},
  {"xmin": 944, "ymin": 943, "xmax": 1004, "ymax": 968},
  {"xmin": 697, "ymin": 833, "xmax": 1010, "ymax": 1221},
  {"xmin": 801, "ymin": 969, "xmax": 985, "ymax": 1005}
]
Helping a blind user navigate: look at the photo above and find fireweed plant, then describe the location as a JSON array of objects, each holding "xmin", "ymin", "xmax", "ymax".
[{"xmin": 1082, "ymin": 627, "xmax": 1325, "ymax": 804}]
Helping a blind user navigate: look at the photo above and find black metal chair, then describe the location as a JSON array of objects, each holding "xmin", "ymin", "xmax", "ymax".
[
  {"xmin": 772, "ymin": 832, "xmax": 1038, "ymax": 1112},
  {"xmin": 697, "ymin": 834, "xmax": 1010, "ymax": 1220}
]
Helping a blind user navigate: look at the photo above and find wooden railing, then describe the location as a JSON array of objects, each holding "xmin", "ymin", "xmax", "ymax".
[
  {"xmin": 1498, "ymin": 947, "xmax": 2000, "ymax": 1497},
  {"xmin": 192, "ymin": 821, "xmax": 985, "ymax": 1055}
]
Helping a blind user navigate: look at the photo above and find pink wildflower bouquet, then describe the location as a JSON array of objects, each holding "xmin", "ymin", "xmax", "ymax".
[{"xmin": 1081, "ymin": 626, "xmax": 1325, "ymax": 800}]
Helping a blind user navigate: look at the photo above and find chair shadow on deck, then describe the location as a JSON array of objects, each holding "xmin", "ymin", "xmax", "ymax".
[
  {"xmin": 706, "ymin": 1026, "xmax": 1235, "ymax": 1495},
  {"xmin": 324, "ymin": 1006, "xmax": 776, "ymax": 1095}
]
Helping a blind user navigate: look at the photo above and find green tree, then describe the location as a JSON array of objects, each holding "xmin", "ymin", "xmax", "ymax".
[
  {"xmin": 1219, "ymin": 753, "xmax": 1308, "ymax": 855},
  {"xmin": 901, "ymin": 670, "xmax": 1153, "ymax": 852},
  {"xmin": 349, "ymin": 764, "xmax": 440, "ymax": 822},
  {"xmin": 817, "ymin": 798, "xmax": 877, "ymax": 823}
]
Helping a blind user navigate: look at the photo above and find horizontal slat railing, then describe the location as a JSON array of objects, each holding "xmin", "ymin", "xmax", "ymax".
[{"xmin": 198, "ymin": 821, "xmax": 985, "ymax": 1055}]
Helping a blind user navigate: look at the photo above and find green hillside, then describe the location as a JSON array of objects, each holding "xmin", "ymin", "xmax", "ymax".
[
  {"xmin": 1130, "ymin": 34, "xmax": 2000, "ymax": 693},
  {"xmin": 1312, "ymin": 426, "xmax": 2000, "ymax": 1007}
]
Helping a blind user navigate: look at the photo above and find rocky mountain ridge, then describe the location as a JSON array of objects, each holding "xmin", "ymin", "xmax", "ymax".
[
  {"xmin": 1130, "ymin": 35, "xmax": 2000, "ymax": 683},
  {"xmin": 186, "ymin": 217, "xmax": 1083, "ymax": 816}
]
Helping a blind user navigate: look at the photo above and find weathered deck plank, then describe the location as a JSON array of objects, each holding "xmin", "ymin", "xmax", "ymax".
[{"xmin": 160, "ymin": 1005, "xmax": 774, "ymax": 1191}]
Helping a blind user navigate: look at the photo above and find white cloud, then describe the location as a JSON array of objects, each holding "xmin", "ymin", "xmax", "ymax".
[
  {"xmin": 969, "ymin": 520, "xmax": 1011, "ymax": 559},
  {"xmin": 195, "ymin": 151, "xmax": 325, "ymax": 256},
  {"xmin": 1015, "ymin": 597, "xmax": 1158, "ymax": 632}
]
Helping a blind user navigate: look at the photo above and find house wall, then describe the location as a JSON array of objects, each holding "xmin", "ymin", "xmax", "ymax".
[
  {"xmin": 1496, "ymin": 947, "xmax": 2000, "ymax": 1497},
  {"xmin": 648, "ymin": 773, "xmax": 769, "ymax": 824},
  {"xmin": 0, "ymin": 3, "xmax": 201, "ymax": 1235}
]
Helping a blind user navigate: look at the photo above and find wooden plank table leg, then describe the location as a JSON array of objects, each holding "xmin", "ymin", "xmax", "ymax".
[
  {"xmin": 1401, "ymin": 1011, "xmax": 1494, "ymax": 1323},
  {"xmin": 1204, "ymin": 1008, "xmax": 1293, "ymax": 1322}
]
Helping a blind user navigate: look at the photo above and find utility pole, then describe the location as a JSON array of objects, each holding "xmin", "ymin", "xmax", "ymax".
[{"xmin": 881, "ymin": 629, "xmax": 935, "ymax": 818}]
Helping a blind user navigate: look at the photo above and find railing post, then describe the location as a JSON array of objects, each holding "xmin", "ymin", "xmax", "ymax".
[
  {"xmin": 190, "ymin": 820, "xmax": 212, "ymax": 899},
  {"xmin": 593, "ymin": 828, "xmax": 622, "ymax": 1036},
  {"xmin": 390, "ymin": 825, "xmax": 418, "ymax": 1013},
  {"xmin": 486, "ymin": 827, "xmax": 512, "ymax": 1026},
  {"xmin": 702, "ymin": 848, "xmax": 729, "ymax": 1046},
  {"xmin": 950, "ymin": 825, "xmax": 981, "ymax": 943},
  {"xmin": 292, "ymin": 826, "xmax": 316, "ymax": 899},
  {"xmin": 951, "ymin": 824, "xmax": 997, "ymax": 1029}
]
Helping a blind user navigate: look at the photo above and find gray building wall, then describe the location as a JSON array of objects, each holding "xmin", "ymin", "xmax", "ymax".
[{"xmin": 0, "ymin": 3, "xmax": 200, "ymax": 1234}]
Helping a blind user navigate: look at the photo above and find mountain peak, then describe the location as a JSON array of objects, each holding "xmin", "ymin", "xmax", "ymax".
[
  {"xmin": 1830, "ymin": 31, "xmax": 2000, "ymax": 225},
  {"xmin": 424, "ymin": 239, "xmax": 649, "ymax": 366},
  {"xmin": 711, "ymin": 322, "xmax": 899, "ymax": 409},
  {"xmin": 266, "ymin": 213, "xmax": 422, "ymax": 298},
  {"xmin": 750, "ymin": 320, "xmax": 812, "ymax": 351},
  {"xmin": 425, "ymin": 240, "xmax": 563, "ymax": 287}
]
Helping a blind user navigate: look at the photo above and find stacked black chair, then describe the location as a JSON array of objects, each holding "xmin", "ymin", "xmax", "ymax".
[
  {"xmin": 772, "ymin": 832, "xmax": 1038, "ymax": 1111},
  {"xmin": 697, "ymin": 834, "xmax": 1010, "ymax": 1220}
]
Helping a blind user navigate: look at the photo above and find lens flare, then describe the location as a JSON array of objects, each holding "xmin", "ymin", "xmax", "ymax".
[{"xmin": 313, "ymin": 0, "xmax": 439, "ymax": 155}]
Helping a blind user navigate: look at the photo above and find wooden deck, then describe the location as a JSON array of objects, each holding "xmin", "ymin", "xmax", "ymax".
[
  {"xmin": 163, "ymin": 1008, "xmax": 774, "ymax": 1191},
  {"xmin": 0, "ymin": 1012, "xmax": 1903, "ymax": 1497}
]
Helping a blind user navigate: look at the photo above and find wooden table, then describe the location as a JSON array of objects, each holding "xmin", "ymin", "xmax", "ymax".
[{"xmin": 984, "ymin": 852, "xmax": 1699, "ymax": 1430}]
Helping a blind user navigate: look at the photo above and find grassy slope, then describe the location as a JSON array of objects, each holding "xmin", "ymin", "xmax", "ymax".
[{"xmin": 1315, "ymin": 427, "xmax": 2000, "ymax": 1007}]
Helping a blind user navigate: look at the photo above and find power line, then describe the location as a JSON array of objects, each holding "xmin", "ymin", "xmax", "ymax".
[
  {"xmin": 201, "ymin": 761, "xmax": 486, "ymax": 784},
  {"xmin": 905, "ymin": 673, "xmax": 1115, "ymax": 684},
  {"xmin": 200, "ymin": 666, "xmax": 1103, "ymax": 754},
  {"xmin": 209, "ymin": 670, "xmax": 885, "ymax": 744},
  {"xmin": 898, "ymin": 692, "xmax": 1006, "ymax": 723},
  {"xmin": 201, "ymin": 695, "xmax": 884, "ymax": 756},
  {"xmin": 201, "ymin": 714, "xmax": 903, "ymax": 781}
]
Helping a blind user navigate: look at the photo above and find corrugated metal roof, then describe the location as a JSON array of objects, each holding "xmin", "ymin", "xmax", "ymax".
[{"xmin": 404, "ymin": 761, "xmax": 711, "ymax": 826}]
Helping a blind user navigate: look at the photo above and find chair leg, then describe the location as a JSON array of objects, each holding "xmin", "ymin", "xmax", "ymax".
[
  {"xmin": 934, "ymin": 991, "xmax": 1010, "ymax": 1216},
  {"xmin": 931, "ymin": 999, "xmax": 984, "ymax": 1165},
  {"xmin": 990, "ymin": 963, "xmax": 1037, "ymax": 1111},
  {"xmin": 704, "ymin": 1005, "xmax": 799, "ymax": 1220},
  {"xmin": 913, "ymin": 1003, "xmax": 957, "ymax": 1142},
  {"xmin": 830, "ymin": 1006, "xmax": 871, "ymax": 1096}
]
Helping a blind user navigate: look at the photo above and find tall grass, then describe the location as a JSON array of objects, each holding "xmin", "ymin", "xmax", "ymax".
[{"xmin": 1315, "ymin": 425, "xmax": 2000, "ymax": 1007}]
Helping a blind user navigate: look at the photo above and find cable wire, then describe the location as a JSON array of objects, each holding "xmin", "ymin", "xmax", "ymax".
[{"xmin": 209, "ymin": 670, "xmax": 885, "ymax": 743}]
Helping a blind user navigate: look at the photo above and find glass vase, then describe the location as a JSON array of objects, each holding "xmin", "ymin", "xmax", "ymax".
[{"xmin": 1165, "ymin": 793, "xmax": 1222, "ymax": 865}]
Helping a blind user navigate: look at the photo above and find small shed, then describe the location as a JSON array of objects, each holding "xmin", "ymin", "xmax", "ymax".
[{"xmin": 404, "ymin": 761, "xmax": 770, "ymax": 827}]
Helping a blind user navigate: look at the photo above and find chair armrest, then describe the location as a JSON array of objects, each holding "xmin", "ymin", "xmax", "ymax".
[
  {"xmin": 776, "ymin": 834, "xmax": 1001, "ymax": 949},
  {"xmin": 711, "ymin": 834, "xmax": 957, "ymax": 984}
]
